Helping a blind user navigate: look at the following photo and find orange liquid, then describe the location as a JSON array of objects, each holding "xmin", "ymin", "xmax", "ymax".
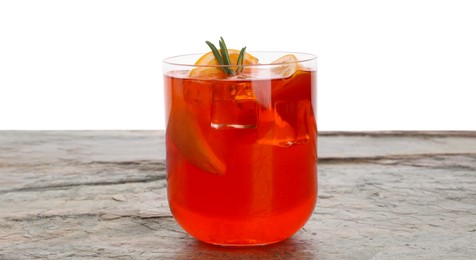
[{"xmin": 164, "ymin": 70, "xmax": 317, "ymax": 245}]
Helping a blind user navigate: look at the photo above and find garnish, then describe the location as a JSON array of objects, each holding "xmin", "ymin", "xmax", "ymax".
[
  {"xmin": 271, "ymin": 54, "xmax": 300, "ymax": 78},
  {"xmin": 205, "ymin": 37, "xmax": 247, "ymax": 76}
]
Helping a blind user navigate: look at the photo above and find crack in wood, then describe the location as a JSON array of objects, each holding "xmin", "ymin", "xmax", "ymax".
[
  {"xmin": 89, "ymin": 160, "xmax": 166, "ymax": 169},
  {"xmin": 5, "ymin": 212, "xmax": 174, "ymax": 222},
  {"xmin": 319, "ymin": 131, "xmax": 476, "ymax": 137},
  {"xmin": 0, "ymin": 160, "xmax": 166, "ymax": 170},
  {"xmin": 0, "ymin": 176, "xmax": 166, "ymax": 194},
  {"xmin": 6, "ymin": 212, "xmax": 102, "ymax": 222},
  {"xmin": 319, "ymin": 153, "xmax": 476, "ymax": 164}
]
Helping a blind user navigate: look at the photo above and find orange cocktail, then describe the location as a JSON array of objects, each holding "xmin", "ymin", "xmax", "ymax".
[{"xmin": 163, "ymin": 39, "xmax": 317, "ymax": 246}]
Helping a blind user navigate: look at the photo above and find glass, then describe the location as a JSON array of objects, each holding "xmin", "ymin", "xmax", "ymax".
[{"xmin": 163, "ymin": 51, "xmax": 317, "ymax": 246}]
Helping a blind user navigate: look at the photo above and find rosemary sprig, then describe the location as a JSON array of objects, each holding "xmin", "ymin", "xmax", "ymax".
[{"xmin": 205, "ymin": 37, "xmax": 247, "ymax": 76}]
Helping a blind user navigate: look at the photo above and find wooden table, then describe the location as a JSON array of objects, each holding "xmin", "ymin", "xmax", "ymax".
[{"xmin": 1, "ymin": 131, "xmax": 475, "ymax": 259}]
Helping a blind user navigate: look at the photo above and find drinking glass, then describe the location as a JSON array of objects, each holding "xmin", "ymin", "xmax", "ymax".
[{"xmin": 163, "ymin": 51, "xmax": 317, "ymax": 246}]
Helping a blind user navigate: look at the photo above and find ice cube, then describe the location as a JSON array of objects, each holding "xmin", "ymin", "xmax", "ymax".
[
  {"xmin": 258, "ymin": 100, "xmax": 312, "ymax": 147},
  {"xmin": 211, "ymin": 82, "xmax": 258, "ymax": 129}
]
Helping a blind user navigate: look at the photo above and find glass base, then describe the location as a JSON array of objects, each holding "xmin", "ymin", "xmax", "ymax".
[{"xmin": 201, "ymin": 238, "xmax": 287, "ymax": 247}]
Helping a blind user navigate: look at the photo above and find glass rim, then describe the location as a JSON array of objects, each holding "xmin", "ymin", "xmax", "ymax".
[{"xmin": 163, "ymin": 51, "xmax": 317, "ymax": 68}]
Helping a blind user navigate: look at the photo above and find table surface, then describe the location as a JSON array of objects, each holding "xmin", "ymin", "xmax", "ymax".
[{"xmin": 1, "ymin": 131, "xmax": 475, "ymax": 259}]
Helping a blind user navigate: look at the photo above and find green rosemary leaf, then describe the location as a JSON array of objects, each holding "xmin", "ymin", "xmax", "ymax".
[
  {"xmin": 219, "ymin": 38, "xmax": 235, "ymax": 75},
  {"xmin": 219, "ymin": 37, "xmax": 231, "ymax": 66},
  {"xmin": 205, "ymin": 41, "xmax": 224, "ymax": 65},
  {"xmin": 236, "ymin": 46, "xmax": 246, "ymax": 73}
]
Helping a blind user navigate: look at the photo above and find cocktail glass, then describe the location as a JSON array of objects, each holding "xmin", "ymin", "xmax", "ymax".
[{"xmin": 163, "ymin": 51, "xmax": 317, "ymax": 246}]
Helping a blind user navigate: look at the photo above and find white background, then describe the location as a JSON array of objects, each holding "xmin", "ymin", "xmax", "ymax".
[{"xmin": 1, "ymin": 0, "xmax": 475, "ymax": 130}]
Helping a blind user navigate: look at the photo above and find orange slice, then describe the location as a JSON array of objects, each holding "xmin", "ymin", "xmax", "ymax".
[
  {"xmin": 167, "ymin": 99, "xmax": 226, "ymax": 175},
  {"xmin": 271, "ymin": 54, "xmax": 300, "ymax": 78},
  {"xmin": 189, "ymin": 49, "xmax": 259, "ymax": 78}
]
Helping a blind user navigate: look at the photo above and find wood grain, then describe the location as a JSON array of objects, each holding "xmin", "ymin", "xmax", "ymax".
[{"xmin": 1, "ymin": 131, "xmax": 475, "ymax": 259}]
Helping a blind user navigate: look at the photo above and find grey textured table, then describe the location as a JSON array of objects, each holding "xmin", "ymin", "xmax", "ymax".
[{"xmin": 1, "ymin": 131, "xmax": 475, "ymax": 259}]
